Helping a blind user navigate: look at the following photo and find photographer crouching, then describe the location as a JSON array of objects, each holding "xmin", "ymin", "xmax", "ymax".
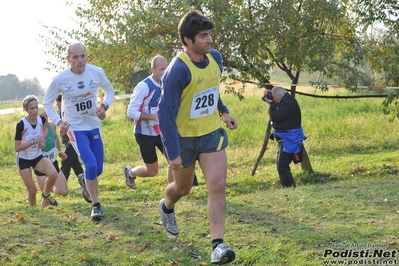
[{"xmin": 262, "ymin": 86, "xmax": 306, "ymax": 188}]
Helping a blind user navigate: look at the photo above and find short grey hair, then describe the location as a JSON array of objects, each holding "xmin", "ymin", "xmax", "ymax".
[
  {"xmin": 67, "ymin": 43, "xmax": 87, "ymax": 57},
  {"xmin": 22, "ymin": 95, "xmax": 38, "ymax": 110},
  {"xmin": 271, "ymin": 86, "xmax": 287, "ymax": 96},
  {"xmin": 151, "ymin": 55, "xmax": 167, "ymax": 68}
]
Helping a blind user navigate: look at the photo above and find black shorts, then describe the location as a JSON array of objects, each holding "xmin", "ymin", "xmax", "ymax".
[
  {"xmin": 16, "ymin": 155, "xmax": 44, "ymax": 171},
  {"xmin": 34, "ymin": 160, "xmax": 60, "ymax": 176},
  {"xmin": 134, "ymin": 134, "xmax": 164, "ymax": 164}
]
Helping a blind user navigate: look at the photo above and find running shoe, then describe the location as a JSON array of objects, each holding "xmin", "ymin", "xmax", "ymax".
[
  {"xmin": 158, "ymin": 198, "xmax": 179, "ymax": 235},
  {"xmin": 48, "ymin": 196, "xmax": 58, "ymax": 207},
  {"xmin": 78, "ymin": 173, "xmax": 92, "ymax": 203},
  {"xmin": 211, "ymin": 243, "xmax": 236, "ymax": 264},
  {"xmin": 41, "ymin": 193, "xmax": 57, "ymax": 208},
  {"xmin": 90, "ymin": 205, "xmax": 103, "ymax": 221},
  {"xmin": 124, "ymin": 166, "xmax": 136, "ymax": 189}
]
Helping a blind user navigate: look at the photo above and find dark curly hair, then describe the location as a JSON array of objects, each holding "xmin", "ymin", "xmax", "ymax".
[{"xmin": 178, "ymin": 10, "xmax": 215, "ymax": 47}]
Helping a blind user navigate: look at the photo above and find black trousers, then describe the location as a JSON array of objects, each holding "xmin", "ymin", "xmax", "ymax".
[
  {"xmin": 276, "ymin": 140, "xmax": 296, "ymax": 188},
  {"xmin": 61, "ymin": 143, "xmax": 84, "ymax": 180}
]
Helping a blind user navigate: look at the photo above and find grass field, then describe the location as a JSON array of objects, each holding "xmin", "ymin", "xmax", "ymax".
[{"xmin": 1, "ymin": 84, "xmax": 399, "ymax": 265}]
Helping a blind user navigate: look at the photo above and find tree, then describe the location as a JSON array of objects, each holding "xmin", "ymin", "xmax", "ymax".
[
  {"xmin": 41, "ymin": 0, "xmax": 365, "ymax": 95},
  {"xmin": 0, "ymin": 75, "xmax": 44, "ymax": 101},
  {"xmin": 20, "ymin": 78, "xmax": 44, "ymax": 98},
  {"xmin": 0, "ymin": 74, "xmax": 21, "ymax": 101},
  {"xmin": 352, "ymin": 0, "xmax": 399, "ymax": 119},
  {"xmin": 40, "ymin": 1, "xmax": 399, "ymax": 92}
]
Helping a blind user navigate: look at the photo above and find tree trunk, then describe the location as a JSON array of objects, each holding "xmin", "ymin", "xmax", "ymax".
[
  {"xmin": 251, "ymin": 119, "xmax": 272, "ymax": 176},
  {"xmin": 290, "ymin": 75, "xmax": 314, "ymax": 174},
  {"xmin": 300, "ymin": 146, "xmax": 314, "ymax": 174}
]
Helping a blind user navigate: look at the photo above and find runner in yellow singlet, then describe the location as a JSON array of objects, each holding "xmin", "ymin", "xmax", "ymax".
[{"xmin": 157, "ymin": 10, "xmax": 238, "ymax": 265}]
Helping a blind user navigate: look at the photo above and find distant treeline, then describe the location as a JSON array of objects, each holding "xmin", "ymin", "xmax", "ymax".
[{"xmin": 0, "ymin": 74, "xmax": 45, "ymax": 102}]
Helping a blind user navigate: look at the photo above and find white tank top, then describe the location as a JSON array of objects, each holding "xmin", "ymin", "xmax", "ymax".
[{"xmin": 18, "ymin": 117, "xmax": 44, "ymax": 160}]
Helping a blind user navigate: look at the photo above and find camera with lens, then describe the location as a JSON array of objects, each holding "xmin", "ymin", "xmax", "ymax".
[{"xmin": 262, "ymin": 90, "xmax": 273, "ymax": 101}]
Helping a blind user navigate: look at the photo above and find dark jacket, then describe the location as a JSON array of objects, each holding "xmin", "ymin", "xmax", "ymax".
[{"xmin": 269, "ymin": 93, "xmax": 301, "ymax": 130}]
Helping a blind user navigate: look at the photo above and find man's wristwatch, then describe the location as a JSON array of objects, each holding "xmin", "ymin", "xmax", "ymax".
[
  {"xmin": 101, "ymin": 102, "xmax": 109, "ymax": 111},
  {"xmin": 30, "ymin": 139, "xmax": 35, "ymax": 145}
]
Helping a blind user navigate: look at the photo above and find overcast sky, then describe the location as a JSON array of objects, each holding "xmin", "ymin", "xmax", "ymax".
[{"xmin": 0, "ymin": 0, "xmax": 78, "ymax": 88}]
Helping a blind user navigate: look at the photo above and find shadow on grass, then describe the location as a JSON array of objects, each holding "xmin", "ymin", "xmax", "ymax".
[
  {"xmin": 296, "ymin": 171, "xmax": 334, "ymax": 186},
  {"xmin": 295, "ymin": 164, "xmax": 399, "ymax": 187},
  {"xmin": 225, "ymin": 171, "xmax": 332, "ymax": 198},
  {"xmin": 311, "ymin": 142, "xmax": 399, "ymax": 161}
]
